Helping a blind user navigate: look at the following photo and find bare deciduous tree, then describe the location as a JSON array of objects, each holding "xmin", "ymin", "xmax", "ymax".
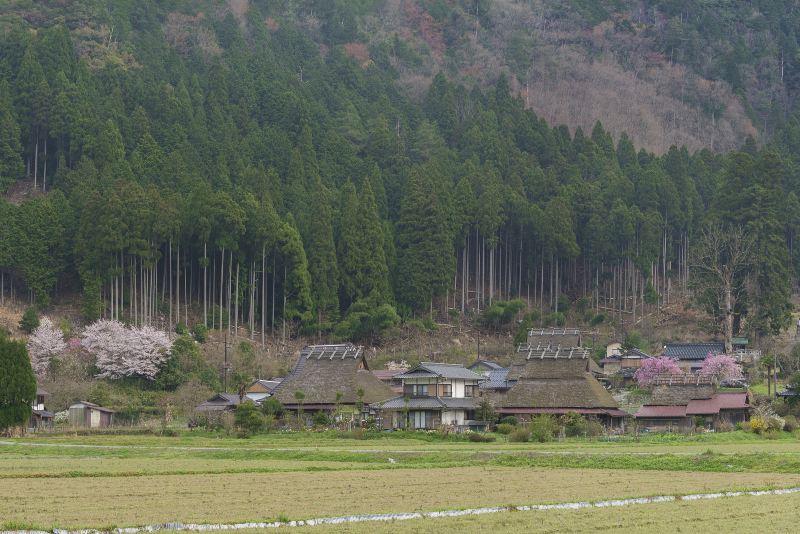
[{"xmin": 691, "ymin": 224, "xmax": 754, "ymax": 354}]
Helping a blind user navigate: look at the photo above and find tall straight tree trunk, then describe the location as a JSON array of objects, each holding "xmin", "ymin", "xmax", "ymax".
[
  {"xmin": 489, "ymin": 246, "xmax": 494, "ymax": 305},
  {"xmin": 168, "ymin": 240, "xmax": 173, "ymax": 331},
  {"xmin": 220, "ymin": 248, "xmax": 225, "ymax": 331},
  {"xmin": 203, "ymin": 243, "xmax": 208, "ymax": 328},
  {"xmin": 33, "ymin": 134, "xmax": 38, "ymax": 190},
  {"xmin": 42, "ymin": 137, "xmax": 47, "ymax": 192},
  {"xmin": 272, "ymin": 257, "xmax": 276, "ymax": 333},
  {"xmin": 261, "ymin": 245, "xmax": 266, "ymax": 346},
  {"xmin": 227, "ymin": 253, "xmax": 233, "ymax": 337},
  {"xmin": 234, "ymin": 261, "xmax": 240, "ymax": 337}
]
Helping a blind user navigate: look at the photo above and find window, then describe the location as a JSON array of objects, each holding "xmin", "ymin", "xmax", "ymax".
[
  {"xmin": 464, "ymin": 385, "xmax": 476, "ymax": 397},
  {"xmin": 440, "ymin": 383, "xmax": 452, "ymax": 397},
  {"xmin": 410, "ymin": 384, "xmax": 429, "ymax": 396}
]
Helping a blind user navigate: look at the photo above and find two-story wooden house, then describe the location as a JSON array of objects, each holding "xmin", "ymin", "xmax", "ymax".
[{"xmin": 372, "ymin": 362, "xmax": 484, "ymax": 431}]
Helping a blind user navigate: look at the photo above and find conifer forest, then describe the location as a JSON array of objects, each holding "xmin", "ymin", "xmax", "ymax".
[{"xmin": 2, "ymin": 0, "xmax": 800, "ymax": 344}]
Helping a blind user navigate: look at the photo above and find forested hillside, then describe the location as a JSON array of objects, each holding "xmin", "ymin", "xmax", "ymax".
[{"xmin": 0, "ymin": 0, "xmax": 799, "ymax": 344}]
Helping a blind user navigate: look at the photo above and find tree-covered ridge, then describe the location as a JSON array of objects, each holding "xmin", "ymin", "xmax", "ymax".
[{"xmin": 0, "ymin": 1, "xmax": 797, "ymax": 343}]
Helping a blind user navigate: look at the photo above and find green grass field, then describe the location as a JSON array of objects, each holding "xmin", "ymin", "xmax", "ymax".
[{"xmin": 2, "ymin": 430, "xmax": 800, "ymax": 531}]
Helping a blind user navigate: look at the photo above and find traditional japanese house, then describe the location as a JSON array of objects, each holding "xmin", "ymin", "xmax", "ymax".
[
  {"xmin": 372, "ymin": 362, "xmax": 484, "ymax": 430},
  {"xmin": 272, "ymin": 344, "xmax": 395, "ymax": 418},
  {"xmin": 195, "ymin": 393, "xmax": 243, "ymax": 412},
  {"xmin": 29, "ymin": 387, "xmax": 54, "ymax": 430},
  {"xmin": 245, "ymin": 379, "xmax": 283, "ymax": 403},
  {"xmin": 68, "ymin": 401, "xmax": 114, "ymax": 428},
  {"xmin": 662, "ymin": 342, "xmax": 724, "ymax": 372},
  {"xmin": 468, "ymin": 359, "xmax": 505, "ymax": 377},
  {"xmin": 489, "ymin": 345, "xmax": 627, "ymax": 428},
  {"xmin": 634, "ymin": 375, "xmax": 749, "ymax": 431},
  {"xmin": 600, "ymin": 348, "xmax": 651, "ymax": 382}
]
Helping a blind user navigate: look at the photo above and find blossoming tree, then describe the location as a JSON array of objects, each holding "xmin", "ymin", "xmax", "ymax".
[
  {"xmin": 81, "ymin": 320, "xmax": 171, "ymax": 380},
  {"xmin": 634, "ymin": 356, "xmax": 683, "ymax": 387},
  {"xmin": 27, "ymin": 317, "xmax": 66, "ymax": 377},
  {"xmin": 699, "ymin": 353, "xmax": 743, "ymax": 384}
]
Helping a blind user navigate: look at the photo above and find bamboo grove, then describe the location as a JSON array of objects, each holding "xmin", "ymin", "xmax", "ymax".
[{"xmin": 0, "ymin": 2, "xmax": 799, "ymax": 342}]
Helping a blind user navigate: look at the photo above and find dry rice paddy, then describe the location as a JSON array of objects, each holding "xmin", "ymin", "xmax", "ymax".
[{"xmin": 2, "ymin": 432, "xmax": 800, "ymax": 531}]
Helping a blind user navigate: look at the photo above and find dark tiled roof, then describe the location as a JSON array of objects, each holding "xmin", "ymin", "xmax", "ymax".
[
  {"xmin": 195, "ymin": 393, "xmax": 242, "ymax": 412},
  {"xmin": 248, "ymin": 379, "xmax": 282, "ymax": 393},
  {"xmin": 480, "ymin": 368, "xmax": 513, "ymax": 390},
  {"xmin": 272, "ymin": 348, "xmax": 395, "ymax": 407},
  {"xmin": 32, "ymin": 409, "xmax": 54, "ymax": 418},
  {"xmin": 468, "ymin": 360, "xmax": 504, "ymax": 371},
  {"xmin": 663, "ymin": 343, "xmax": 724, "ymax": 360},
  {"xmin": 36, "ymin": 387, "xmax": 49, "ymax": 396},
  {"xmin": 622, "ymin": 348, "xmax": 651, "ymax": 359},
  {"xmin": 373, "ymin": 396, "xmax": 479, "ymax": 410},
  {"xmin": 395, "ymin": 362, "xmax": 484, "ymax": 381}
]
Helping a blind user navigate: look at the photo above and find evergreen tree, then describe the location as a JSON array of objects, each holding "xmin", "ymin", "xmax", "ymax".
[
  {"xmin": 0, "ymin": 333, "xmax": 36, "ymax": 431},
  {"xmin": 395, "ymin": 165, "xmax": 454, "ymax": 314}
]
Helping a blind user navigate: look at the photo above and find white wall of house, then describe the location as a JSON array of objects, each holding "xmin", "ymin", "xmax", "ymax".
[{"xmin": 441, "ymin": 410, "xmax": 466, "ymax": 426}]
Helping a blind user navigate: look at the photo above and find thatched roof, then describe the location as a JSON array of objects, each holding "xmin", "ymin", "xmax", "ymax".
[
  {"xmin": 493, "ymin": 348, "xmax": 619, "ymax": 410},
  {"xmin": 272, "ymin": 344, "xmax": 395, "ymax": 407}
]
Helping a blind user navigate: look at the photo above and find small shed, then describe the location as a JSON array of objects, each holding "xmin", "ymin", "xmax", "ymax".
[
  {"xmin": 68, "ymin": 401, "xmax": 114, "ymax": 428},
  {"xmin": 195, "ymin": 393, "xmax": 242, "ymax": 412},
  {"xmin": 30, "ymin": 387, "xmax": 54, "ymax": 430}
]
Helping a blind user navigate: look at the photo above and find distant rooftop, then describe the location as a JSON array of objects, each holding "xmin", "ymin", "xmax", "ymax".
[
  {"xmin": 663, "ymin": 342, "xmax": 724, "ymax": 361},
  {"xmin": 300, "ymin": 343, "xmax": 363, "ymax": 360}
]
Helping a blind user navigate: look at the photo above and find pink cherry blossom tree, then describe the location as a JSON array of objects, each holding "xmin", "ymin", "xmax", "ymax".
[
  {"xmin": 27, "ymin": 317, "xmax": 67, "ymax": 377},
  {"xmin": 699, "ymin": 353, "xmax": 743, "ymax": 384},
  {"xmin": 81, "ymin": 320, "xmax": 172, "ymax": 380},
  {"xmin": 634, "ymin": 356, "xmax": 683, "ymax": 387}
]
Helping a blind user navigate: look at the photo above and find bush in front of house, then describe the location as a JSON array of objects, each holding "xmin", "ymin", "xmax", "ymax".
[
  {"xmin": 495, "ymin": 423, "xmax": 514, "ymax": 435},
  {"xmin": 234, "ymin": 400, "xmax": 265, "ymax": 437},
  {"xmin": 508, "ymin": 427, "xmax": 531, "ymax": 442},
  {"xmin": 312, "ymin": 411, "xmax": 331, "ymax": 427},
  {"xmin": 498, "ymin": 416, "xmax": 518, "ymax": 426},
  {"xmin": 468, "ymin": 432, "xmax": 496, "ymax": 442},
  {"xmin": 784, "ymin": 415, "xmax": 798, "ymax": 432},
  {"xmin": 530, "ymin": 415, "xmax": 559, "ymax": 442}
]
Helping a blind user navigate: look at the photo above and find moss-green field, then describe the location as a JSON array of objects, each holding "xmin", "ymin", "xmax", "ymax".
[{"xmin": 2, "ymin": 431, "xmax": 800, "ymax": 531}]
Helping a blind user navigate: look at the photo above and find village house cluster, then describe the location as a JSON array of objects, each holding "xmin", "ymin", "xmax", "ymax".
[{"xmin": 27, "ymin": 328, "xmax": 759, "ymax": 432}]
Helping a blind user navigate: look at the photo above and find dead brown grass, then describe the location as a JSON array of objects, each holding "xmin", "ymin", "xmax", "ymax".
[{"xmin": 4, "ymin": 466, "xmax": 799, "ymax": 529}]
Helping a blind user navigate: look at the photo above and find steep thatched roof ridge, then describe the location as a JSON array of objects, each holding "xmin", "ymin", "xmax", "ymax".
[
  {"xmin": 272, "ymin": 347, "xmax": 394, "ymax": 406},
  {"xmin": 507, "ymin": 358, "xmax": 589, "ymax": 380},
  {"xmin": 495, "ymin": 375, "xmax": 618, "ymax": 409}
]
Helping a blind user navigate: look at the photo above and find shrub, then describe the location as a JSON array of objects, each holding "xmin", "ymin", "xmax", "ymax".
[
  {"xmin": 784, "ymin": 415, "xmax": 798, "ymax": 432},
  {"xmin": 562, "ymin": 412, "xmax": 588, "ymax": 437},
  {"xmin": 192, "ymin": 323, "xmax": 208, "ymax": 343},
  {"xmin": 175, "ymin": 322, "xmax": 189, "ymax": 335},
  {"xmin": 530, "ymin": 415, "xmax": 559, "ymax": 442},
  {"xmin": 508, "ymin": 427, "xmax": 531, "ymax": 442},
  {"xmin": 590, "ymin": 313, "xmax": 605, "ymax": 326},
  {"xmin": 234, "ymin": 401, "xmax": 265, "ymax": 437},
  {"xmin": 312, "ymin": 411, "xmax": 331, "ymax": 427},
  {"xmin": 468, "ymin": 432, "xmax": 496, "ymax": 442},
  {"xmin": 495, "ymin": 423, "xmax": 514, "ymax": 435},
  {"xmin": 19, "ymin": 307, "xmax": 39, "ymax": 334},
  {"xmin": 715, "ymin": 420, "xmax": 733, "ymax": 433},
  {"xmin": 499, "ymin": 416, "xmax": 518, "ymax": 426},
  {"xmin": 748, "ymin": 416, "xmax": 767, "ymax": 434},
  {"xmin": 261, "ymin": 397, "xmax": 283, "ymax": 417},
  {"xmin": 585, "ymin": 418, "xmax": 604, "ymax": 437}
]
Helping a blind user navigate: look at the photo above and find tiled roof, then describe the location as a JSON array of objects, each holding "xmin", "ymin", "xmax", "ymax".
[
  {"xmin": 480, "ymin": 368, "xmax": 512, "ymax": 390},
  {"xmin": 71, "ymin": 401, "xmax": 115, "ymax": 412},
  {"xmin": 373, "ymin": 396, "xmax": 479, "ymax": 410},
  {"xmin": 622, "ymin": 348, "xmax": 651, "ymax": 359},
  {"xmin": 468, "ymin": 360, "xmax": 504, "ymax": 371},
  {"xmin": 663, "ymin": 343, "xmax": 724, "ymax": 360},
  {"xmin": 395, "ymin": 362, "xmax": 484, "ymax": 381},
  {"xmin": 686, "ymin": 393, "xmax": 749, "ymax": 415},
  {"xmin": 372, "ymin": 369, "xmax": 405, "ymax": 380},
  {"xmin": 36, "ymin": 387, "xmax": 49, "ymax": 396},
  {"xmin": 635, "ymin": 405, "xmax": 687, "ymax": 418}
]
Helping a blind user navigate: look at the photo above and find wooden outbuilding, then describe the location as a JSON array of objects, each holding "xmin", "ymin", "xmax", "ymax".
[{"xmin": 68, "ymin": 401, "xmax": 114, "ymax": 428}]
